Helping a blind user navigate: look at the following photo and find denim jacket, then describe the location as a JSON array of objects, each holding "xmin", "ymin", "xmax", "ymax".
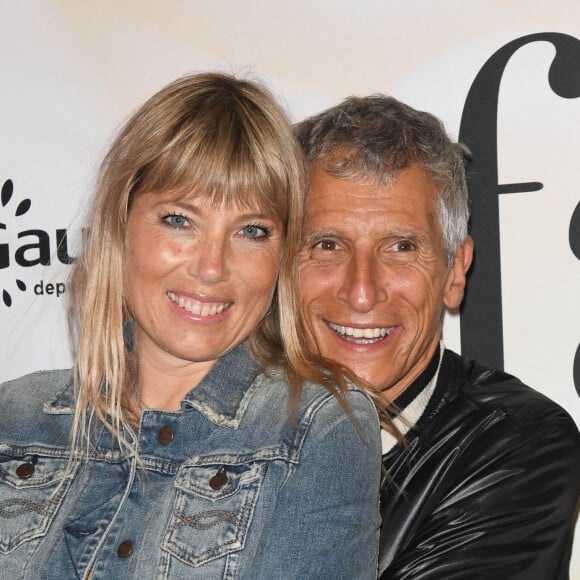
[{"xmin": 0, "ymin": 345, "xmax": 381, "ymax": 579}]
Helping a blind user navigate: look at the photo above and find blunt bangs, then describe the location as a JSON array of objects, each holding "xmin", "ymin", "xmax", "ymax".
[{"xmin": 124, "ymin": 76, "xmax": 294, "ymax": 228}]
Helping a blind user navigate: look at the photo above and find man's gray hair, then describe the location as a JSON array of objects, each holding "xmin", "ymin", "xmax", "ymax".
[{"xmin": 295, "ymin": 95, "xmax": 470, "ymax": 266}]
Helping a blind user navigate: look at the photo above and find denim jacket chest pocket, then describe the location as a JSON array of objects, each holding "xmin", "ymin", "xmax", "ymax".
[
  {"xmin": 162, "ymin": 459, "xmax": 267, "ymax": 567},
  {"xmin": 0, "ymin": 450, "xmax": 74, "ymax": 554}
]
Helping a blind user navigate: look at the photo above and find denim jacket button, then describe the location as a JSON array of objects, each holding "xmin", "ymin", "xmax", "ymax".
[
  {"xmin": 16, "ymin": 462, "xmax": 35, "ymax": 479},
  {"xmin": 117, "ymin": 540, "xmax": 133, "ymax": 558},
  {"xmin": 158, "ymin": 425, "xmax": 174, "ymax": 445},
  {"xmin": 209, "ymin": 469, "xmax": 228, "ymax": 490}
]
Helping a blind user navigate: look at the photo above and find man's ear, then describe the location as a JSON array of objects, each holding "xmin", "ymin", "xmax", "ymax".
[{"xmin": 443, "ymin": 235, "xmax": 474, "ymax": 310}]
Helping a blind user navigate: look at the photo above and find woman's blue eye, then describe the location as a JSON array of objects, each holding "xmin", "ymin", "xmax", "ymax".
[
  {"xmin": 164, "ymin": 214, "xmax": 188, "ymax": 228},
  {"xmin": 241, "ymin": 225, "xmax": 268, "ymax": 238}
]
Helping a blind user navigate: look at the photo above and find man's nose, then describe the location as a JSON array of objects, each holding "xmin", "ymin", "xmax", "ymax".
[{"xmin": 338, "ymin": 251, "xmax": 385, "ymax": 312}]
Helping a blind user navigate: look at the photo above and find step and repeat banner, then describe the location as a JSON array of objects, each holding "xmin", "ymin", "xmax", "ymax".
[{"xmin": 1, "ymin": 1, "xmax": 579, "ymax": 574}]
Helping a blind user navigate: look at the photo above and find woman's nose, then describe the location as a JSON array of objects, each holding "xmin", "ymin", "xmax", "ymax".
[{"xmin": 187, "ymin": 237, "xmax": 230, "ymax": 284}]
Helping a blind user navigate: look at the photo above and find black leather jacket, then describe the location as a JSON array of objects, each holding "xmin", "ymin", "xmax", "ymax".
[{"xmin": 379, "ymin": 349, "xmax": 580, "ymax": 579}]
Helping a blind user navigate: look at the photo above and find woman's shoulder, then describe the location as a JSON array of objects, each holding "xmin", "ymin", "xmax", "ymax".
[
  {"xmin": 0, "ymin": 368, "xmax": 73, "ymax": 412},
  {"xmin": 252, "ymin": 368, "xmax": 379, "ymax": 431},
  {"xmin": 250, "ymin": 370, "xmax": 382, "ymax": 480},
  {"xmin": 0, "ymin": 369, "xmax": 74, "ymax": 445}
]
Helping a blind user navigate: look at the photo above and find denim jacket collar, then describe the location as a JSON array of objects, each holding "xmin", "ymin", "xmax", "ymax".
[
  {"xmin": 181, "ymin": 343, "xmax": 262, "ymax": 428},
  {"xmin": 44, "ymin": 375, "xmax": 75, "ymax": 415},
  {"xmin": 43, "ymin": 343, "xmax": 262, "ymax": 428}
]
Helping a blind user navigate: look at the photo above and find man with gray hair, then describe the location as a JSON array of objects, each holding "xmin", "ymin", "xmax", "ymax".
[{"xmin": 296, "ymin": 95, "xmax": 580, "ymax": 579}]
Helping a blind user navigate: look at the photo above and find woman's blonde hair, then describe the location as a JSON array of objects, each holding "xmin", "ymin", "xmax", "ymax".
[{"xmin": 68, "ymin": 72, "xmax": 309, "ymax": 453}]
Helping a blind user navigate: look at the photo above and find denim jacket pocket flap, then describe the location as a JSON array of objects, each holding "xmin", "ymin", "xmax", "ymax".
[
  {"xmin": 163, "ymin": 461, "xmax": 265, "ymax": 567},
  {"xmin": 174, "ymin": 462, "xmax": 262, "ymax": 500},
  {"xmin": 0, "ymin": 453, "xmax": 71, "ymax": 554}
]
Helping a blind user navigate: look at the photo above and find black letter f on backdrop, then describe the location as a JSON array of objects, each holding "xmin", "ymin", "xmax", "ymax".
[{"xmin": 459, "ymin": 32, "xmax": 580, "ymax": 396}]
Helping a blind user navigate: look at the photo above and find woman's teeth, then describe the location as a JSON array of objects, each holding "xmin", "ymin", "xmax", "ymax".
[{"xmin": 167, "ymin": 291, "xmax": 229, "ymax": 317}]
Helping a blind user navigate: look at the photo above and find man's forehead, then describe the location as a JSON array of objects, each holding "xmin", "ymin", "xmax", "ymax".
[
  {"xmin": 304, "ymin": 161, "xmax": 442, "ymax": 239},
  {"xmin": 307, "ymin": 162, "xmax": 438, "ymax": 209},
  {"xmin": 308, "ymin": 165, "xmax": 383, "ymax": 206}
]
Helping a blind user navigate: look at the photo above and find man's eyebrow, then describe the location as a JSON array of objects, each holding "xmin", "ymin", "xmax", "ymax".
[
  {"xmin": 301, "ymin": 228, "xmax": 342, "ymax": 243},
  {"xmin": 385, "ymin": 228, "xmax": 422, "ymax": 240}
]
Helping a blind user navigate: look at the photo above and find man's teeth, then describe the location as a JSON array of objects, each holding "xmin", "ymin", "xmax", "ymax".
[
  {"xmin": 167, "ymin": 291, "xmax": 228, "ymax": 317},
  {"xmin": 328, "ymin": 322, "xmax": 392, "ymax": 343}
]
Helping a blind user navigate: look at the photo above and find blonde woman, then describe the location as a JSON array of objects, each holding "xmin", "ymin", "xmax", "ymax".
[{"xmin": 0, "ymin": 73, "xmax": 382, "ymax": 578}]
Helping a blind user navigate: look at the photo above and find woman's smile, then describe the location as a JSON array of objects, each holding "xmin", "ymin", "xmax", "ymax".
[{"xmin": 166, "ymin": 290, "xmax": 232, "ymax": 319}]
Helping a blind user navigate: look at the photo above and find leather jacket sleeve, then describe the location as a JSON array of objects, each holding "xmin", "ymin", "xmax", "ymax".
[{"xmin": 379, "ymin": 352, "xmax": 580, "ymax": 580}]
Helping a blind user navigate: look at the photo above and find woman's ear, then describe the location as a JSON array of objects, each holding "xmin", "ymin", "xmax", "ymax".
[{"xmin": 443, "ymin": 235, "xmax": 474, "ymax": 310}]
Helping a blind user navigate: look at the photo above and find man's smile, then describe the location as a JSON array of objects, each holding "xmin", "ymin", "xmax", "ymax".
[{"xmin": 326, "ymin": 321, "xmax": 395, "ymax": 344}]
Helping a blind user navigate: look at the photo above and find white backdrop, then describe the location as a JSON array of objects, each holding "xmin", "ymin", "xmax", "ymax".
[{"xmin": 1, "ymin": 1, "xmax": 579, "ymax": 575}]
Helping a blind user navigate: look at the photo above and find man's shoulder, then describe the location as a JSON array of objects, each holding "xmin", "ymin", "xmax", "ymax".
[
  {"xmin": 442, "ymin": 349, "xmax": 575, "ymax": 427},
  {"xmin": 420, "ymin": 350, "xmax": 580, "ymax": 463}
]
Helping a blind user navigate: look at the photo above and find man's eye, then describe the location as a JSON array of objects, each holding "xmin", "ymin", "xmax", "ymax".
[
  {"xmin": 393, "ymin": 240, "xmax": 415, "ymax": 252},
  {"xmin": 163, "ymin": 214, "xmax": 189, "ymax": 228},
  {"xmin": 240, "ymin": 225, "xmax": 269, "ymax": 238},
  {"xmin": 313, "ymin": 239, "xmax": 338, "ymax": 251}
]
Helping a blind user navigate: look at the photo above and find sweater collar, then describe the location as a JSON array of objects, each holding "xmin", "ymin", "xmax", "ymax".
[{"xmin": 381, "ymin": 343, "xmax": 443, "ymax": 454}]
